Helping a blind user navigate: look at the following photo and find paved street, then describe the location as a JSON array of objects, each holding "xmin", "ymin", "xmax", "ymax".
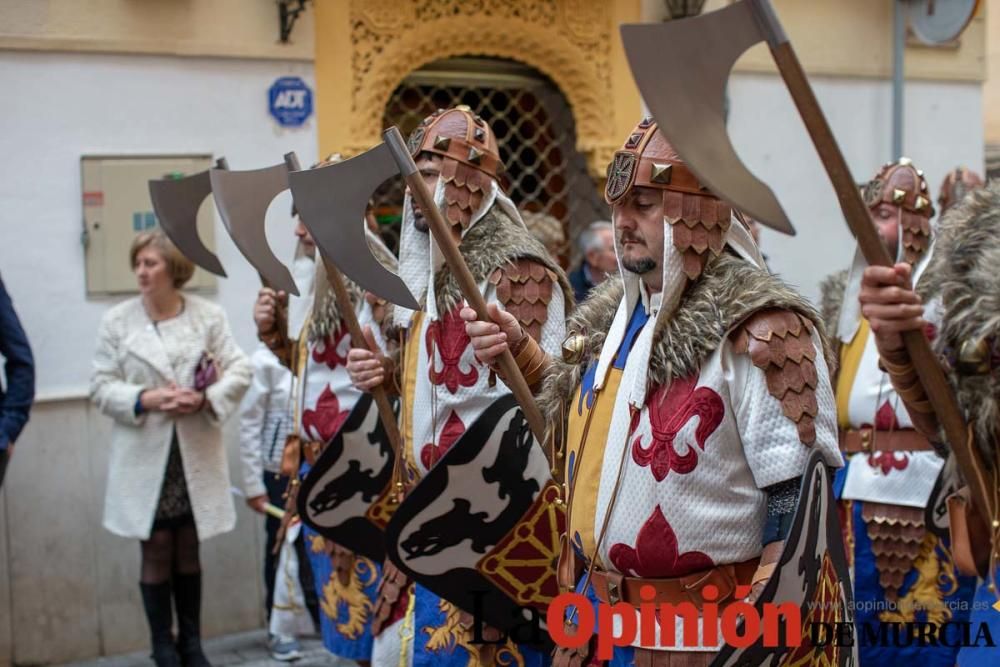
[{"xmin": 57, "ymin": 631, "xmax": 352, "ymax": 667}]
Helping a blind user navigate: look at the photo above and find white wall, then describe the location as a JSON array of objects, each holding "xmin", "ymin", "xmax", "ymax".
[
  {"xmin": 0, "ymin": 50, "xmax": 318, "ymax": 664},
  {"xmin": 0, "ymin": 50, "xmax": 318, "ymax": 398},
  {"xmin": 727, "ymin": 72, "xmax": 984, "ymax": 302}
]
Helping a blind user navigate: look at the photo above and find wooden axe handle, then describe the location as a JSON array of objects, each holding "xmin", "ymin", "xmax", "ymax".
[
  {"xmin": 767, "ymin": 37, "xmax": 994, "ymax": 519},
  {"xmin": 320, "ymin": 255, "xmax": 404, "ymax": 458},
  {"xmin": 383, "ymin": 128, "xmax": 547, "ymax": 443},
  {"xmin": 281, "ymin": 152, "xmax": 403, "ymax": 459}
]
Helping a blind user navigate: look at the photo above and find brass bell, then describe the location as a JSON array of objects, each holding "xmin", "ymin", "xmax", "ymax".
[
  {"xmin": 561, "ymin": 334, "xmax": 586, "ymax": 364},
  {"xmin": 956, "ymin": 337, "xmax": 991, "ymax": 375}
]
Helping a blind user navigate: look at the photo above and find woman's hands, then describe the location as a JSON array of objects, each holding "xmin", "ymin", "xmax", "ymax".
[{"xmin": 141, "ymin": 384, "xmax": 206, "ymax": 416}]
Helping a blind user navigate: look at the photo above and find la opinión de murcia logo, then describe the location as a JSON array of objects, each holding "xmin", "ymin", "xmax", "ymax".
[{"xmin": 464, "ymin": 587, "xmax": 998, "ymax": 657}]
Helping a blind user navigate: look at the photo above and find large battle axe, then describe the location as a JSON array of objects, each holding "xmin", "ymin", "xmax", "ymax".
[
  {"xmin": 148, "ymin": 157, "xmax": 229, "ymax": 277},
  {"xmin": 283, "ymin": 152, "xmax": 405, "ymax": 468},
  {"xmin": 621, "ymin": 0, "xmax": 994, "ymax": 520},
  {"xmin": 209, "ymin": 161, "xmax": 299, "ymax": 296},
  {"xmin": 289, "ymin": 128, "xmax": 547, "ymax": 442}
]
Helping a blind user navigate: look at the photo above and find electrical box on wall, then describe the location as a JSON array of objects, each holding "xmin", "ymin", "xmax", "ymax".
[{"xmin": 81, "ymin": 154, "xmax": 218, "ymax": 295}]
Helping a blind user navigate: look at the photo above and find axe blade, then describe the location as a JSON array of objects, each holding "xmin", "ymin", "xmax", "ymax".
[
  {"xmin": 621, "ymin": 1, "xmax": 795, "ymax": 234},
  {"xmin": 288, "ymin": 143, "xmax": 419, "ymax": 310},
  {"xmin": 210, "ymin": 163, "xmax": 299, "ymax": 296},
  {"xmin": 148, "ymin": 170, "xmax": 227, "ymax": 276}
]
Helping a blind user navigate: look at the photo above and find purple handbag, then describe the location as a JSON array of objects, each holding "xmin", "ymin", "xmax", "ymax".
[{"xmin": 193, "ymin": 352, "xmax": 219, "ymax": 392}]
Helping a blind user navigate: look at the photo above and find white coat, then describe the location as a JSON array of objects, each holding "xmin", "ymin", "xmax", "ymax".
[{"xmin": 90, "ymin": 295, "xmax": 251, "ymax": 541}]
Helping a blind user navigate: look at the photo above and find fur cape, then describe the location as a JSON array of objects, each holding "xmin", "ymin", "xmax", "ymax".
[
  {"xmin": 819, "ymin": 270, "xmax": 848, "ymax": 338},
  {"xmin": 537, "ymin": 251, "xmax": 829, "ymax": 428},
  {"xmin": 918, "ymin": 181, "xmax": 1000, "ymax": 464},
  {"xmin": 309, "ymin": 236, "xmax": 398, "ymax": 343}
]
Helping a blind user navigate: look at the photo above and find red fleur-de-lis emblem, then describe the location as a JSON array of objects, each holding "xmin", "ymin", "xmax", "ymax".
[
  {"xmin": 426, "ymin": 310, "xmax": 478, "ymax": 394},
  {"xmin": 631, "ymin": 375, "xmax": 724, "ymax": 482},
  {"xmin": 609, "ymin": 505, "xmax": 714, "ymax": 578},
  {"xmin": 301, "ymin": 386, "xmax": 350, "ymax": 442},
  {"xmin": 868, "ymin": 451, "xmax": 909, "ymax": 475},
  {"xmin": 312, "ymin": 326, "xmax": 350, "ymax": 370},
  {"xmin": 420, "ymin": 410, "xmax": 465, "ymax": 470}
]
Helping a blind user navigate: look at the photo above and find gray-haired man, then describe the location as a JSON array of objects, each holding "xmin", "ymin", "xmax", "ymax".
[{"xmin": 568, "ymin": 220, "xmax": 616, "ymax": 302}]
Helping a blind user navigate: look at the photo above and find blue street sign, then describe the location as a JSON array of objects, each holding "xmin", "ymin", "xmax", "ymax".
[{"xmin": 268, "ymin": 76, "xmax": 313, "ymax": 128}]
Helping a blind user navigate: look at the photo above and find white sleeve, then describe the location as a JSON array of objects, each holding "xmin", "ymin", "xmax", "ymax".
[
  {"xmin": 89, "ymin": 312, "xmax": 146, "ymax": 426},
  {"xmin": 726, "ymin": 327, "xmax": 842, "ymax": 490},
  {"xmin": 238, "ymin": 350, "xmax": 271, "ymax": 498},
  {"xmin": 203, "ymin": 306, "xmax": 252, "ymax": 425}
]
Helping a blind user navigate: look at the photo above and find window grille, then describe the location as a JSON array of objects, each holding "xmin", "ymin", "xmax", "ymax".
[{"xmin": 373, "ymin": 57, "xmax": 608, "ymax": 266}]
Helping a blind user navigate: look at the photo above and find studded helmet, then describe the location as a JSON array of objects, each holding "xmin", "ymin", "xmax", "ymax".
[
  {"xmin": 407, "ymin": 106, "xmax": 502, "ymax": 229},
  {"xmin": 862, "ymin": 158, "xmax": 933, "ymax": 264},
  {"xmin": 938, "ymin": 166, "xmax": 984, "ymax": 216},
  {"xmin": 604, "ymin": 117, "xmax": 732, "ymax": 280}
]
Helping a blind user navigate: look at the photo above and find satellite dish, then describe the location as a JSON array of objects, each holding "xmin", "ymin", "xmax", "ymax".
[{"xmin": 904, "ymin": 0, "xmax": 980, "ymax": 45}]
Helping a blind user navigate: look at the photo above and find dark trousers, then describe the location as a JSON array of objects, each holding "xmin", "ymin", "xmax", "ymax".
[
  {"xmin": 263, "ymin": 472, "xmax": 320, "ymax": 628},
  {"xmin": 0, "ymin": 450, "xmax": 7, "ymax": 489}
]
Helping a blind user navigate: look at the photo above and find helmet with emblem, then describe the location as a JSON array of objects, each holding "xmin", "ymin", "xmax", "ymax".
[
  {"xmin": 604, "ymin": 116, "xmax": 732, "ymax": 280},
  {"xmin": 862, "ymin": 158, "xmax": 933, "ymax": 264},
  {"xmin": 407, "ymin": 105, "xmax": 502, "ymax": 230},
  {"xmin": 938, "ymin": 166, "xmax": 984, "ymax": 216}
]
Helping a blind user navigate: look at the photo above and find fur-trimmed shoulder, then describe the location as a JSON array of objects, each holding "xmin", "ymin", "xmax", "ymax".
[
  {"xmin": 537, "ymin": 252, "xmax": 829, "ymax": 428},
  {"xmin": 434, "ymin": 204, "xmax": 573, "ymax": 316},
  {"xmin": 489, "ymin": 259, "xmax": 560, "ymax": 342},
  {"xmin": 731, "ymin": 308, "xmax": 820, "ymax": 444}
]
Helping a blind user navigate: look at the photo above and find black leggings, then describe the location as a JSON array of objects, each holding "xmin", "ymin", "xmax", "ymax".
[{"xmin": 140, "ymin": 516, "xmax": 200, "ymax": 584}]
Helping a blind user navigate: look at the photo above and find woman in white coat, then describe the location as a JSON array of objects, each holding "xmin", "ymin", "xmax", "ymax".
[{"xmin": 90, "ymin": 231, "xmax": 251, "ymax": 667}]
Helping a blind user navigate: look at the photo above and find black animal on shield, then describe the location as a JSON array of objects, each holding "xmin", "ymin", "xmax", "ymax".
[
  {"xmin": 298, "ymin": 393, "xmax": 395, "ymax": 562},
  {"xmin": 399, "ymin": 413, "xmax": 540, "ymax": 558},
  {"xmin": 710, "ymin": 450, "xmax": 857, "ymax": 667},
  {"xmin": 386, "ymin": 395, "xmax": 555, "ymax": 641}
]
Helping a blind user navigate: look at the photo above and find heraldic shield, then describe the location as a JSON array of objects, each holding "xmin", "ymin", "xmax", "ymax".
[
  {"xmin": 385, "ymin": 394, "xmax": 565, "ymax": 636},
  {"xmin": 297, "ymin": 393, "xmax": 397, "ymax": 562},
  {"xmin": 711, "ymin": 449, "xmax": 858, "ymax": 667}
]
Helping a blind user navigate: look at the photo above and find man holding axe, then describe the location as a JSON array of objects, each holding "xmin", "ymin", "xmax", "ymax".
[
  {"xmin": 820, "ymin": 159, "xmax": 978, "ymax": 666},
  {"xmin": 253, "ymin": 164, "xmax": 398, "ymax": 667},
  {"xmin": 861, "ymin": 180, "xmax": 1000, "ymax": 667},
  {"xmin": 344, "ymin": 106, "xmax": 572, "ymax": 666},
  {"xmin": 465, "ymin": 118, "xmax": 843, "ymax": 665}
]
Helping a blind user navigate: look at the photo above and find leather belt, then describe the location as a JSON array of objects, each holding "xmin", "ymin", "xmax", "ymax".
[
  {"xmin": 590, "ymin": 558, "xmax": 759, "ymax": 610},
  {"xmin": 302, "ymin": 440, "xmax": 327, "ymax": 466},
  {"xmin": 839, "ymin": 428, "xmax": 932, "ymax": 453}
]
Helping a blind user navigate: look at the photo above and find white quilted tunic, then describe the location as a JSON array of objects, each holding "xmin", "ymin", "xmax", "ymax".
[
  {"xmin": 405, "ymin": 284, "xmax": 565, "ymax": 478},
  {"xmin": 838, "ymin": 297, "xmax": 945, "ymax": 509}
]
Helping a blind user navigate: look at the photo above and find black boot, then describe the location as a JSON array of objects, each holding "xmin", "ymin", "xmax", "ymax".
[
  {"xmin": 140, "ymin": 582, "xmax": 181, "ymax": 667},
  {"xmin": 173, "ymin": 573, "xmax": 212, "ymax": 667}
]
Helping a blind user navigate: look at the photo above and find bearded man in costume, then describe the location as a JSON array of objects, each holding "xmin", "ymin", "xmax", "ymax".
[
  {"xmin": 859, "ymin": 176, "xmax": 997, "ymax": 667},
  {"xmin": 464, "ymin": 118, "xmax": 842, "ymax": 665},
  {"xmin": 819, "ymin": 159, "xmax": 977, "ymax": 667},
  {"xmin": 346, "ymin": 105, "xmax": 572, "ymax": 667},
  {"xmin": 254, "ymin": 187, "xmax": 397, "ymax": 667}
]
